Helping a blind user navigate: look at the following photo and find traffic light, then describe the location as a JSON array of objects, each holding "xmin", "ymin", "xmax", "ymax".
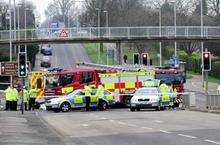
[
  {"xmin": 133, "ymin": 53, "xmax": 139, "ymax": 64},
  {"xmin": 203, "ymin": 52, "xmax": 211, "ymax": 71},
  {"xmin": 18, "ymin": 52, "xmax": 27, "ymax": 77},
  {"xmin": 142, "ymin": 53, "xmax": 148, "ymax": 66}
]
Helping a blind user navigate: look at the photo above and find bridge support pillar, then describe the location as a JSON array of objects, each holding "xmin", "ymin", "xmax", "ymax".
[{"xmin": 116, "ymin": 42, "xmax": 122, "ymax": 65}]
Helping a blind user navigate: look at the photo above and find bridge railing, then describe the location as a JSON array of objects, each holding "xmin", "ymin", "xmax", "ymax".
[{"xmin": 1, "ymin": 26, "xmax": 220, "ymax": 41}]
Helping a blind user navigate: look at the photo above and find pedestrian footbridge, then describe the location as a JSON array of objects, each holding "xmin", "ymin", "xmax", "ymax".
[{"xmin": 1, "ymin": 26, "xmax": 220, "ymax": 44}]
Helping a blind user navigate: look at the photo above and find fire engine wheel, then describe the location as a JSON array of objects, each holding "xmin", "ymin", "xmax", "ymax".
[
  {"xmin": 130, "ymin": 107, "xmax": 135, "ymax": 112},
  {"xmin": 60, "ymin": 102, "xmax": 71, "ymax": 112},
  {"xmin": 99, "ymin": 100, "xmax": 108, "ymax": 111}
]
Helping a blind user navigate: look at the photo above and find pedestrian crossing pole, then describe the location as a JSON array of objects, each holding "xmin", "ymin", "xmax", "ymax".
[{"xmin": 21, "ymin": 78, "xmax": 24, "ymax": 115}]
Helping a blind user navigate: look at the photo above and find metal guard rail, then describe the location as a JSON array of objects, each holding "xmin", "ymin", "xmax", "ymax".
[{"xmin": 1, "ymin": 26, "xmax": 220, "ymax": 41}]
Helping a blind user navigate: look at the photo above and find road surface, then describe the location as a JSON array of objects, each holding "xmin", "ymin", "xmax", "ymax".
[
  {"xmin": 0, "ymin": 111, "xmax": 63, "ymax": 145},
  {"xmin": 35, "ymin": 43, "xmax": 90, "ymax": 70},
  {"xmin": 40, "ymin": 109, "xmax": 220, "ymax": 145}
]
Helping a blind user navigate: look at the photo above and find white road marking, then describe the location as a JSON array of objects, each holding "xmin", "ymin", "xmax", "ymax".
[
  {"xmin": 204, "ymin": 139, "xmax": 220, "ymax": 144},
  {"xmin": 154, "ymin": 120, "xmax": 163, "ymax": 123},
  {"xmin": 141, "ymin": 127, "xmax": 153, "ymax": 130},
  {"xmin": 100, "ymin": 117, "xmax": 107, "ymax": 120},
  {"xmin": 117, "ymin": 121, "xmax": 127, "ymax": 125},
  {"xmin": 82, "ymin": 124, "xmax": 89, "ymax": 127},
  {"xmin": 109, "ymin": 120, "xmax": 115, "ymax": 122},
  {"xmin": 178, "ymin": 134, "xmax": 197, "ymax": 139},
  {"xmin": 159, "ymin": 130, "xmax": 172, "ymax": 134},
  {"xmin": 127, "ymin": 124, "xmax": 138, "ymax": 127}
]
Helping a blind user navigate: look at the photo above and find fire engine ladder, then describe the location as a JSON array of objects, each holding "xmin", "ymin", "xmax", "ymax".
[{"xmin": 76, "ymin": 62, "xmax": 154, "ymax": 72}]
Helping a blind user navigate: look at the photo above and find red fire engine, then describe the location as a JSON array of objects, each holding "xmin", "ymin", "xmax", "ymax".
[{"xmin": 44, "ymin": 68, "xmax": 102, "ymax": 96}]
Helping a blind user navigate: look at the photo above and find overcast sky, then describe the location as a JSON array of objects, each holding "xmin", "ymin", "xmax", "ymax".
[{"xmin": 28, "ymin": 0, "xmax": 52, "ymax": 23}]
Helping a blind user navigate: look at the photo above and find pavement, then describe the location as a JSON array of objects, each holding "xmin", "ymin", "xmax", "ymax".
[
  {"xmin": 39, "ymin": 109, "xmax": 220, "ymax": 145},
  {"xmin": 0, "ymin": 111, "xmax": 64, "ymax": 145},
  {"xmin": 185, "ymin": 75, "xmax": 218, "ymax": 94}
]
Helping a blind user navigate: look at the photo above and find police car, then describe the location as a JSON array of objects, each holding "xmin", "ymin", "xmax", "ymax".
[
  {"xmin": 130, "ymin": 87, "xmax": 161, "ymax": 111},
  {"xmin": 45, "ymin": 89, "xmax": 115, "ymax": 112}
]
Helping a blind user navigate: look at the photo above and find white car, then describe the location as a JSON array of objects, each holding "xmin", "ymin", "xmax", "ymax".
[{"xmin": 130, "ymin": 87, "xmax": 160, "ymax": 111}]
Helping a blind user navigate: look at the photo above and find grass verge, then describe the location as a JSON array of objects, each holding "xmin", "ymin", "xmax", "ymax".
[{"xmin": 83, "ymin": 43, "xmax": 116, "ymax": 65}]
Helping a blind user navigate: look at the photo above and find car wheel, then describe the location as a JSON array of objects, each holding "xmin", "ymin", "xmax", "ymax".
[
  {"xmin": 99, "ymin": 100, "xmax": 108, "ymax": 111},
  {"xmin": 60, "ymin": 102, "xmax": 71, "ymax": 112},
  {"xmin": 136, "ymin": 108, "xmax": 140, "ymax": 111},
  {"xmin": 156, "ymin": 106, "xmax": 161, "ymax": 111},
  {"xmin": 130, "ymin": 107, "xmax": 135, "ymax": 112}
]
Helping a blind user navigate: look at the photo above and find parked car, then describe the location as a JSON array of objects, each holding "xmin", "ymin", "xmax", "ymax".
[
  {"xmin": 40, "ymin": 56, "xmax": 51, "ymax": 68},
  {"xmin": 41, "ymin": 46, "xmax": 52, "ymax": 56},
  {"xmin": 130, "ymin": 87, "xmax": 161, "ymax": 111},
  {"xmin": 45, "ymin": 89, "xmax": 115, "ymax": 112}
]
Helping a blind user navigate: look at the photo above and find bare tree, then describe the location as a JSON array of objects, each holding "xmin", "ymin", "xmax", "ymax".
[{"xmin": 45, "ymin": 0, "xmax": 75, "ymax": 26}]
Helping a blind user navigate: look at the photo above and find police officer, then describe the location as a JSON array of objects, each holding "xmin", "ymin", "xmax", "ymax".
[
  {"xmin": 29, "ymin": 87, "xmax": 38, "ymax": 111},
  {"xmin": 217, "ymin": 84, "xmax": 220, "ymax": 95},
  {"xmin": 96, "ymin": 85, "xmax": 104, "ymax": 98},
  {"xmin": 159, "ymin": 82, "xmax": 170, "ymax": 108},
  {"xmin": 143, "ymin": 79, "xmax": 154, "ymax": 87},
  {"xmin": 4, "ymin": 86, "xmax": 13, "ymax": 110},
  {"xmin": 11, "ymin": 86, "xmax": 18, "ymax": 111},
  {"xmin": 22, "ymin": 87, "xmax": 29, "ymax": 111},
  {"xmin": 96, "ymin": 85, "xmax": 104, "ymax": 109},
  {"xmin": 83, "ymin": 85, "xmax": 92, "ymax": 111}
]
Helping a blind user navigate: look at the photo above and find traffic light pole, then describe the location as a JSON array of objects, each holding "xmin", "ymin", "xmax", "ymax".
[
  {"xmin": 21, "ymin": 77, "xmax": 25, "ymax": 115},
  {"xmin": 205, "ymin": 71, "xmax": 208, "ymax": 94}
]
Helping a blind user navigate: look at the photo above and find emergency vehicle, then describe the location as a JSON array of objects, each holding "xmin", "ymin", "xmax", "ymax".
[
  {"xmin": 99, "ymin": 71, "xmax": 155, "ymax": 106},
  {"xmin": 77, "ymin": 62, "xmax": 186, "ymax": 107},
  {"xmin": 45, "ymin": 88, "xmax": 115, "ymax": 112},
  {"xmin": 44, "ymin": 68, "xmax": 102, "ymax": 96}
]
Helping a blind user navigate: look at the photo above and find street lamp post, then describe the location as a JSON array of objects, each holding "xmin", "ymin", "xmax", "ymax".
[
  {"xmin": 25, "ymin": 7, "xmax": 30, "ymax": 53},
  {"xmin": 173, "ymin": 1, "xmax": 177, "ymax": 58},
  {"xmin": 9, "ymin": 0, "xmax": 13, "ymax": 86},
  {"xmin": 200, "ymin": 0, "xmax": 204, "ymax": 87},
  {"xmin": 17, "ymin": 3, "xmax": 22, "ymax": 53},
  {"xmin": 96, "ymin": 8, "xmax": 101, "ymax": 63},
  {"xmin": 103, "ymin": 11, "xmax": 109, "ymax": 65},
  {"xmin": 96, "ymin": 8, "xmax": 101, "ymax": 37},
  {"xmin": 13, "ymin": 0, "xmax": 16, "ymax": 54},
  {"xmin": 158, "ymin": 8, "xmax": 162, "ymax": 67}
]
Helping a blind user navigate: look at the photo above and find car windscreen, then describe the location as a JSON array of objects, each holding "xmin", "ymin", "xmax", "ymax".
[{"xmin": 135, "ymin": 88, "xmax": 158, "ymax": 95}]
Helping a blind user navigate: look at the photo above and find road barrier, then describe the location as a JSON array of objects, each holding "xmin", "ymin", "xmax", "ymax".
[
  {"xmin": 206, "ymin": 94, "xmax": 220, "ymax": 110},
  {"xmin": 182, "ymin": 92, "xmax": 196, "ymax": 109}
]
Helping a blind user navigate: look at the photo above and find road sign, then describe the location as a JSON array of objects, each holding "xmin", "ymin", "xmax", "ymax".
[
  {"xmin": 51, "ymin": 22, "xmax": 59, "ymax": 28},
  {"xmin": 51, "ymin": 22, "xmax": 59, "ymax": 33},
  {"xmin": 59, "ymin": 29, "xmax": 69, "ymax": 38},
  {"xmin": 0, "ymin": 61, "xmax": 30, "ymax": 76},
  {"xmin": 0, "ymin": 62, "xmax": 18, "ymax": 76}
]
